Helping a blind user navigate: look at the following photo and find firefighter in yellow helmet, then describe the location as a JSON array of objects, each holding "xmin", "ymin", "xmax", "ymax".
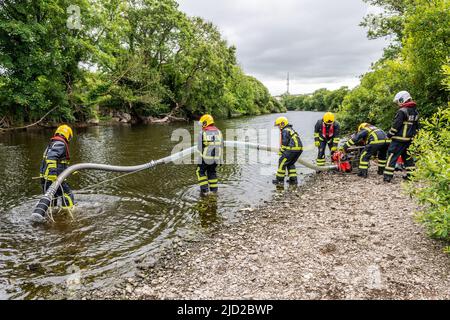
[
  {"xmin": 273, "ymin": 116, "xmax": 303, "ymax": 186},
  {"xmin": 197, "ymin": 114, "xmax": 223, "ymax": 196},
  {"xmin": 314, "ymin": 112, "xmax": 340, "ymax": 167},
  {"xmin": 39, "ymin": 125, "xmax": 74, "ymax": 209},
  {"xmin": 343, "ymin": 123, "xmax": 390, "ymax": 178}
]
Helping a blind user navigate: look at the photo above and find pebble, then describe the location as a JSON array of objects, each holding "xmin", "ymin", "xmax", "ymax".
[{"xmin": 88, "ymin": 168, "xmax": 450, "ymax": 300}]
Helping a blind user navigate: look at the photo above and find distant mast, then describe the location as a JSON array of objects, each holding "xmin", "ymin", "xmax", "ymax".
[{"xmin": 286, "ymin": 72, "xmax": 290, "ymax": 95}]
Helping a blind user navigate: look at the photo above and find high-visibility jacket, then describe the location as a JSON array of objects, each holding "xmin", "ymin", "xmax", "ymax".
[
  {"xmin": 198, "ymin": 125, "xmax": 223, "ymax": 162},
  {"xmin": 387, "ymin": 102, "xmax": 419, "ymax": 142},
  {"xmin": 39, "ymin": 135, "xmax": 70, "ymax": 181},
  {"xmin": 314, "ymin": 120, "xmax": 341, "ymax": 148},
  {"xmin": 344, "ymin": 125, "xmax": 390, "ymax": 150},
  {"xmin": 280, "ymin": 125, "xmax": 303, "ymax": 153}
]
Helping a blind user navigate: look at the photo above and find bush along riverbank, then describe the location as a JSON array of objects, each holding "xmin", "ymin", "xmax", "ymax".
[{"xmin": 84, "ymin": 167, "xmax": 450, "ymax": 300}]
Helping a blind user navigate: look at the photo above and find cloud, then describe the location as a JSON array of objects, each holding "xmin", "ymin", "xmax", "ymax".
[{"xmin": 177, "ymin": 0, "xmax": 387, "ymax": 95}]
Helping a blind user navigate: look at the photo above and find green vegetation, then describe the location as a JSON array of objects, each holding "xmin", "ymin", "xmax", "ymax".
[
  {"xmin": 339, "ymin": 0, "xmax": 449, "ymax": 132},
  {"xmin": 407, "ymin": 107, "xmax": 450, "ymax": 243},
  {"xmin": 0, "ymin": 0, "xmax": 284, "ymax": 126},
  {"xmin": 282, "ymin": 87, "xmax": 349, "ymax": 113},
  {"xmin": 282, "ymin": 1, "xmax": 449, "ymax": 134}
]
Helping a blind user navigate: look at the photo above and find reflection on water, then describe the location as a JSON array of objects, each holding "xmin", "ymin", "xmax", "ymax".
[{"xmin": 0, "ymin": 111, "xmax": 323, "ymax": 299}]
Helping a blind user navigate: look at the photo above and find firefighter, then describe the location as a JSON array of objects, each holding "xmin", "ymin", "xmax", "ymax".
[
  {"xmin": 314, "ymin": 112, "xmax": 341, "ymax": 166},
  {"xmin": 273, "ymin": 117, "xmax": 303, "ymax": 186},
  {"xmin": 384, "ymin": 91, "xmax": 419, "ymax": 182},
  {"xmin": 343, "ymin": 123, "xmax": 390, "ymax": 178},
  {"xmin": 197, "ymin": 114, "xmax": 223, "ymax": 195},
  {"xmin": 39, "ymin": 125, "xmax": 74, "ymax": 209}
]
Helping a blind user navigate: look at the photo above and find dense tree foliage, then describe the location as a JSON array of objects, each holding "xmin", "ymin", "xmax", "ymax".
[
  {"xmin": 282, "ymin": 87, "xmax": 349, "ymax": 113},
  {"xmin": 339, "ymin": 0, "xmax": 449, "ymax": 132},
  {"xmin": 0, "ymin": 0, "xmax": 283, "ymax": 126}
]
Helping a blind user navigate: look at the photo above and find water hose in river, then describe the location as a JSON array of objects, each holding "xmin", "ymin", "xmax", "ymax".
[{"xmin": 31, "ymin": 142, "xmax": 337, "ymax": 221}]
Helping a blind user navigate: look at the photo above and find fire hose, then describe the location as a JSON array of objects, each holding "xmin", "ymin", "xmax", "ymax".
[{"xmin": 31, "ymin": 141, "xmax": 337, "ymax": 221}]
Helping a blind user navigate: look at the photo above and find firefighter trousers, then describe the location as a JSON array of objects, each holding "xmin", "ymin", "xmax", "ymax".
[
  {"xmin": 276, "ymin": 151, "xmax": 302, "ymax": 183},
  {"xmin": 196, "ymin": 163, "xmax": 218, "ymax": 193},
  {"xmin": 359, "ymin": 143, "xmax": 389, "ymax": 172},
  {"xmin": 384, "ymin": 141, "xmax": 415, "ymax": 178},
  {"xmin": 41, "ymin": 179, "xmax": 74, "ymax": 209},
  {"xmin": 317, "ymin": 139, "xmax": 334, "ymax": 167}
]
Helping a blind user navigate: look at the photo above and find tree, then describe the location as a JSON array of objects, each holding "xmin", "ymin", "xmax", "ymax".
[{"xmin": 0, "ymin": 0, "xmax": 91, "ymax": 123}]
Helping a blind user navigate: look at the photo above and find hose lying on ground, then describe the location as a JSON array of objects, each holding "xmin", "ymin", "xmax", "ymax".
[{"xmin": 31, "ymin": 142, "xmax": 337, "ymax": 221}]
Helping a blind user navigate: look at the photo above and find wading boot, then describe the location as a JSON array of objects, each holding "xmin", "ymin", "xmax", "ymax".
[
  {"xmin": 200, "ymin": 191, "xmax": 209, "ymax": 197},
  {"xmin": 357, "ymin": 170, "xmax": 368, "ymax": 178},
  {"xmin": 272, "ymin": 179, "xmax": 284, "ymax": 186}
]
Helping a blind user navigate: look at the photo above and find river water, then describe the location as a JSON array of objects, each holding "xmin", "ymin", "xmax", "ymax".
[{"xmin": 0, "ymin": 111, "xmax": 324, "ymax": 299}]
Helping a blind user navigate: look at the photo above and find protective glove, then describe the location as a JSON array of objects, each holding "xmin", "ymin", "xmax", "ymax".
[
  {"xmin": 314, "ymin": 141, "xmax": 320, "ymax": 147},
  {"xmin": 331, "ymin": 146, "xmax": 337, "ymax": 152}
]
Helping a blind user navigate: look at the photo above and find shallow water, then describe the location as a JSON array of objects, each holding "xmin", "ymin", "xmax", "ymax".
[{"xmin": 0, "ymin": 111, "xmax": 323, "ymax": 299}]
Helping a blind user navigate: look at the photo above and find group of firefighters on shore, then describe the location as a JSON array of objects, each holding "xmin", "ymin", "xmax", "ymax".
[{"xmin": 39, "ymin": 90, "xmax": 419, "ymax": 207}]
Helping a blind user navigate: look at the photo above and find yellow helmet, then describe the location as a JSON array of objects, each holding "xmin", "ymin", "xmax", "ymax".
[
  {"xmin": 323, "ymin": 112, "xmax": 335, "ymax": 124},
  {"xmin": 55, "ymin": 124, "xmax": 73, "ymax": 141},
  {"xmin": 274, "ymin": 116, "xmax": 289, "ymax": 129},
  {"xmin": 358, "ymin": 123, "xmax": 370, "ymax": 132},
  {"xmin": 199, "ymin": 114, "xmax": 214, "ymax": 128}
]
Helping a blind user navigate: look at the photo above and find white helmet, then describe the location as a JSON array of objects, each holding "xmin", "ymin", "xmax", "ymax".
[{"xmin": 393, "ymin": 91, "xmax": 412, "ymax": 104}]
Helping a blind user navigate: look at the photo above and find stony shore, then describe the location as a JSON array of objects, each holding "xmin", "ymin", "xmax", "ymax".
[{"xmin": 89, "ymin": 167, "xmax": 450, "ymax": 300}]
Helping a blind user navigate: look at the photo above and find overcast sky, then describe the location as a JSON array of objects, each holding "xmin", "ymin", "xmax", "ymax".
[{"xmin": 176, "ymin": 0, "xmax": 387, "ymax": 95}]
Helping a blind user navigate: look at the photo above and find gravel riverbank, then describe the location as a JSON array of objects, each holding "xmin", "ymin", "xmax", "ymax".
[{"xmin": 90, "ymin": 168, "xmax": 450, "ymax": 300}]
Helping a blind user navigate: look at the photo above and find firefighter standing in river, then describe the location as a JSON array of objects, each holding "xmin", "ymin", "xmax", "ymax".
[
  {"xmin": 343, "ymin": 123, "xmax": 390, "ymax": 178},
  {"xmin": 273, "ymin": 117, "xmax": 303, "ymax": 186},
  {"xmin": 197, "ymin": 114, "xmax": 223, "ymax": 195},
  {"xmin": 39, "ymin": 125, "xmax": 74, "ymax": 209},
  {"xmin": 384, "ymin": 91, "xmax": 420, "ymax": 182},
  {"xmin": 314, "ymin": 112, "xmax": 341, "ymax": 167}
]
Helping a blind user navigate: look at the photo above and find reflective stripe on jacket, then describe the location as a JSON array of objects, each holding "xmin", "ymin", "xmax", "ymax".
[
  {"xmin": 314, "ymin": 120, "xmax": 341, "ymax": 147},
  {"xmin": 280, "ymin": 125, "xmax": 303, "ymax": 152},
  {"xmin": 39, "ymin": 136, "xmax": 70, "ymax": 181},
  {"xmin": 388, "ymin": 102, "xmax": 420, "ymax": 142},
  {"xmin": 345, "ymin": 125, "xmax": 390, "ymax": 149},
  {"xmin": 198, "ymin": 126, "xmax": 223, "ymax": 161}
]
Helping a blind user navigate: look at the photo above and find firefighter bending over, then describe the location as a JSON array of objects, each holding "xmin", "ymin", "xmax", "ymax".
[
  {"xmin": 39, "ymin": 125, "xmax": 74, "ymax": 209},
  {"xmin": 197, "ymin": 114, "xmax": 223, "ymax": 196},
  {"xmin": 273, "ymin": 117, "xmax": 303, "ymax": 186},
  {"xmin": 344, "ymin": 123, "xmax": 390, "ymax": 178},
  {"xmin": 314, "ymin": 112, "xmax": 340, "ymax": 167}
]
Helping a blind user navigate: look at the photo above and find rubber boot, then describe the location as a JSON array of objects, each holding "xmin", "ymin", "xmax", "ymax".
[
  {"xmin": 377, "ymin": 167, "xmax": 384, "ymax": 175},
  {"xmin": 288, "ymin": 178, "xmax": 298, "ymax": 186},
  {"xmin": 383, "ymin": 175, "xmax": 393, "ymax": 183},
  {"xmin": 200, "ymin": 191, "xmax": 210, "ymax": 198},
  {"xmin": 272, "ymin": 178, "xmax": 284, "ymax": 185},
  {"xmin": 357, "ymin": 169, "xmax": 368, "ymax": 178}
]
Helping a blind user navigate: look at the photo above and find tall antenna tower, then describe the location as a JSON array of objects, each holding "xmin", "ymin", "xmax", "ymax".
[{"xmin": 287, "ymin": 72, "xmax": 290, "ymax": 95}]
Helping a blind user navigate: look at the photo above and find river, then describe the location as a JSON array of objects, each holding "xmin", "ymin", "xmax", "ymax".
[{"xmin": 0, "ymin": 111, "xmax": 324, "ymax": 299}]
